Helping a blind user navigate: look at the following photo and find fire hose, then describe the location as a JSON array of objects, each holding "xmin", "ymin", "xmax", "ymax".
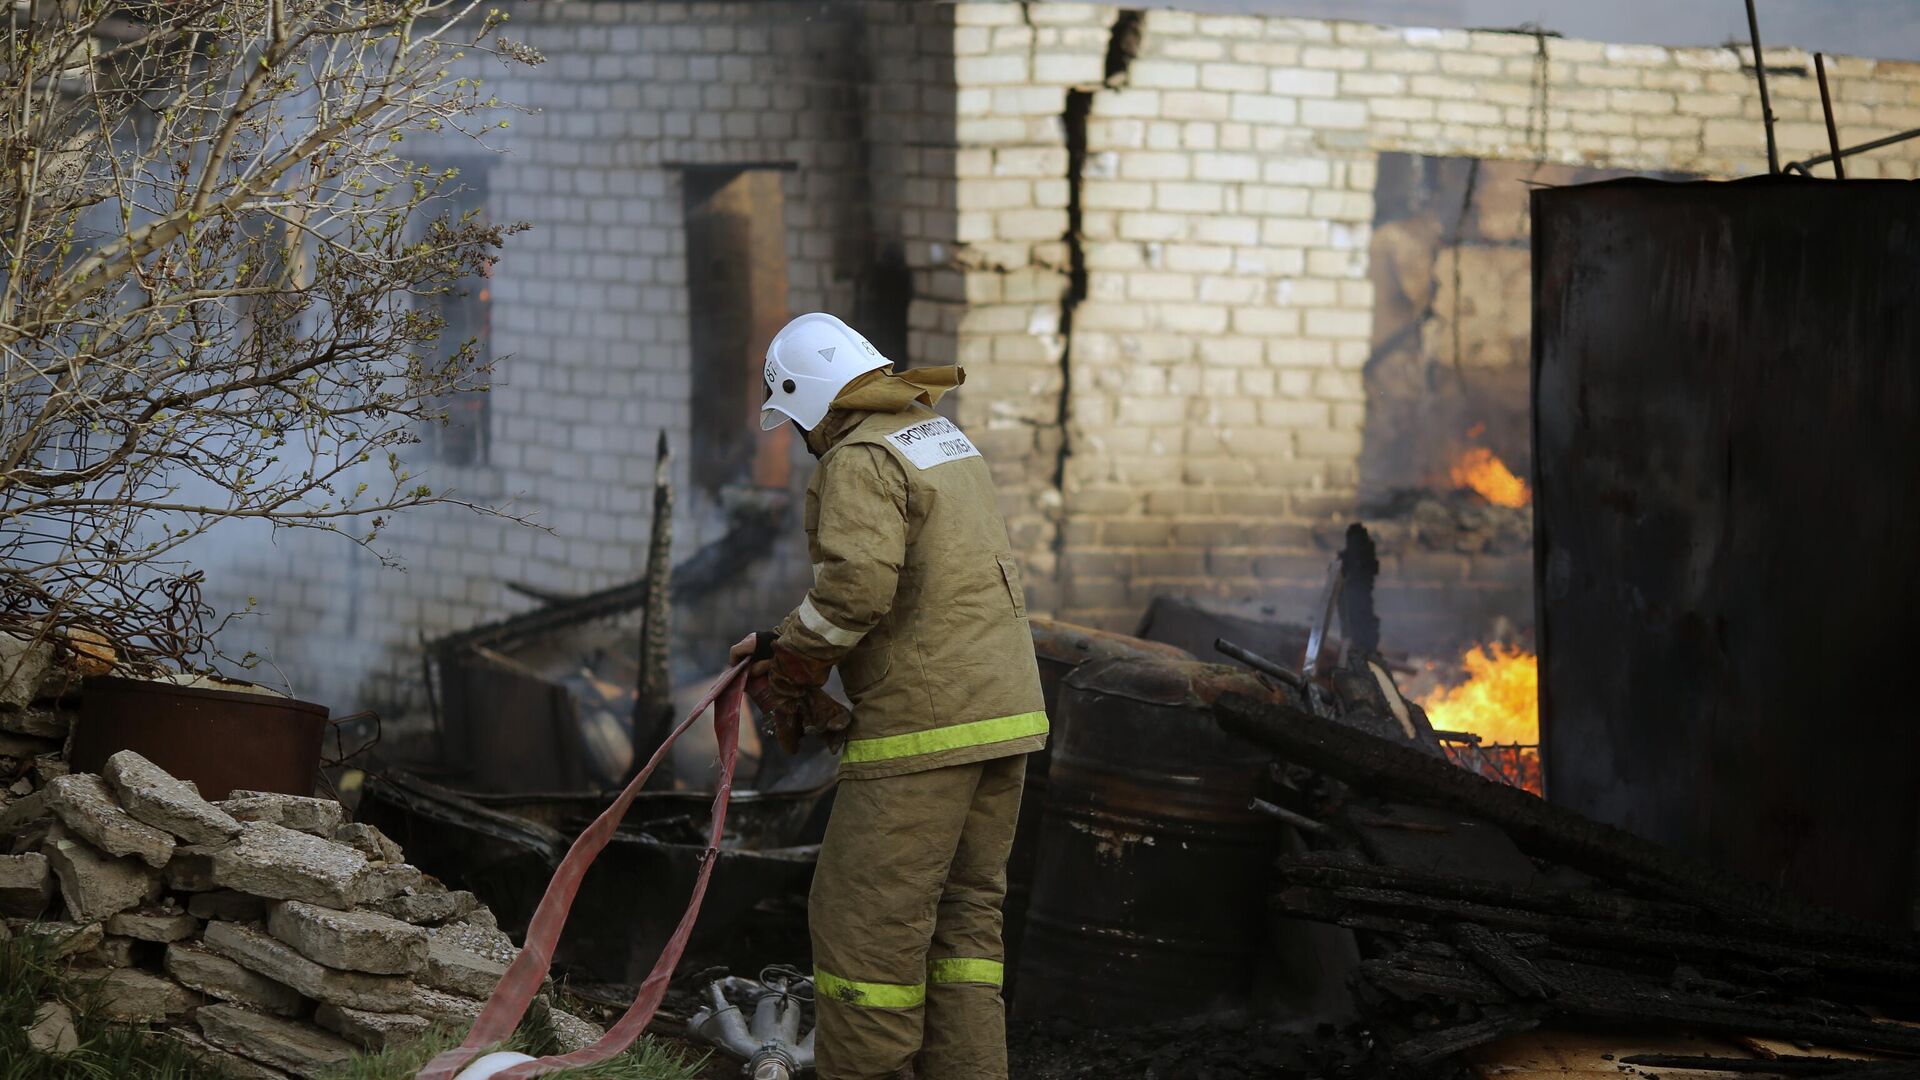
[{"xmin": 416, "ymin": 661, "xmax": 747, "ymax": 1080}]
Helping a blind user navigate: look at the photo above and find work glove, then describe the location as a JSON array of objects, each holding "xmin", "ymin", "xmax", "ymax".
[{"xmin": 743, "ymin": 638, "xmax": 850, "ymax": 755}]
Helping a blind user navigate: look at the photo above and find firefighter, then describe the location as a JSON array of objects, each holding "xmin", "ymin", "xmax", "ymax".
[{"xmin": 729, "ymin": 311, "xmax": 1046, "ymax": 1080}]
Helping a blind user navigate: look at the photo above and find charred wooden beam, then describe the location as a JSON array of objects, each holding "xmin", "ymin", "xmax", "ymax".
[
  {"xmin": 1389, "ymin": 1010, "xmax": 1541, "ymax": 1064},
  {"xmin": 1361, "ymin": 950, "xmax": 1920, "ymax": 1056},
  {"xmin": 1274, "ymin": 881, "xmax": 1920, "ymax": 993},
  {"xmin": 1282, "ymin": 853, "xmax": 1920, "ymax": 960},
  {"xmin": 429, "ymin": 498, "xmax": 783, "ymax": 655},
  {"xmin": 632, "ymin": 432, "xmax": 675, "ymax": 764},
  {"xmin": 1618, "ymin": 1054, "xmax": 1903, "ymax": 1076},
  {"xmin": 1450, "ymin": 923, "xmax": 1551, "ymax": 1000},
  {"xmin": 1215, "ymin": 693, "xmax": 1890, "ymax": 940}
]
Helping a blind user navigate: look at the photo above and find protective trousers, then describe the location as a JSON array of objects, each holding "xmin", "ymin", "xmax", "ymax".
[{"xmin": 810, "ymin": 753, "xmax": 1027, "ymax": 1080}]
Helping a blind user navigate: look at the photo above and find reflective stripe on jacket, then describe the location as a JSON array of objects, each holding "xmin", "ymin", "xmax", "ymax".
[{"xmin": 774, "ymin": 401, "xmax": 1047, "ymax": 780}]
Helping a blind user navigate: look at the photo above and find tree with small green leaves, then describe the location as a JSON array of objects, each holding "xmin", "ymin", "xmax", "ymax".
[{"xmin": 0, "ymin": 0, "xmax": 540, "ymax": 669}]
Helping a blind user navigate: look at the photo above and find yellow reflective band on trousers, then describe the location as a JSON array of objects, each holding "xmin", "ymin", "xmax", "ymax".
[
  {"xmin": 814, "ymin": 968, "xmax": 927, "ymax": 1010},
  {"xmin": 929, "ymin": 957, "xmax": 1003, "ymax": 987},
  {"xmin": 840, "ymin": 711, "xmax": 1049, "ymax": 766}
]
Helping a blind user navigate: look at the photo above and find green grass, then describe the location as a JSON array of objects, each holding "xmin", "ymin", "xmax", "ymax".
[
  {"xmin": 322, "ymin": 1013, "xmax": 704, "ymax": 1079},
  {"xmin": 0, "ymin": 931, "xmax": 216, "ymax": 1080},
  {"xmin": 0, "ymin": 930, "xmax": 700, "ymax": 1080}
]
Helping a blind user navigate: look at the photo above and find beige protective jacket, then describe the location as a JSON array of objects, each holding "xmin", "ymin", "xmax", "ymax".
[{"xmin": 774, "ymin": 369, "xmax": 1047, "ymax": 781}]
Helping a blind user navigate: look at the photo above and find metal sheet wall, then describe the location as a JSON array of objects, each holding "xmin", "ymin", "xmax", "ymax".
[{"xmin": 1532, "ymin": 178, "xmax": 1920, "ymax": 925}]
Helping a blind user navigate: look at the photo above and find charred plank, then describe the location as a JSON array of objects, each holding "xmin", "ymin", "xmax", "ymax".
[
  {"xmin": 1450, "ymin": 924, "xmax": 1551, "ymax": 1000},
  {"xmin": 1389, "ymin": 1010, "xmax": 1541, "ymax": 1064},
  {"xmin": 1215, "ymin": 693, "xmax": 1897, "ymax": 942}
]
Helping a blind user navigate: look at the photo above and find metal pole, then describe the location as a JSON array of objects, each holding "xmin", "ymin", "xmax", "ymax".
[
  {"xmin": 1785, "ymin": 125, "xmax": 1920, "ymax": 174},
  {"xmin": 1745, "ymin": 0, "xmax": 1779, "ymax": 174},
  {"xmin": 1815, "ymin": 52, "xmax": 1846, "ymax": 178}
]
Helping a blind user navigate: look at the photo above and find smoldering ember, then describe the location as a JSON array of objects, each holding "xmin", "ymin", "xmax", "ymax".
[{"xmin": 2, "ymin": 0, "xmax": 1917, "ymax": 1077}]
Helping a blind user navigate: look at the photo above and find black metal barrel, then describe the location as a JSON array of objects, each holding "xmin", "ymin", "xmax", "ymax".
[
  {"xmin": 1008, "ymin": 620, "xmax": 1192, "ymax": 975},
  {"xmin": 1012, "ymin": 657, "xmax": 1280, "ymax": 1024}
]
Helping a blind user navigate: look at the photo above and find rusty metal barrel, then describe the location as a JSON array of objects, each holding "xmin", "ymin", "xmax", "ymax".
[
  {"xmin": 70, "ymin": 676, "xmax": 328, "ymax": 800},
  {"xmin": 1009, "ymin": 621, "xmax": 1192, "ymax": 975},
  {"xmin": 1012, "ymin": 656, "xmax": 1281, "ymax": 1024}
]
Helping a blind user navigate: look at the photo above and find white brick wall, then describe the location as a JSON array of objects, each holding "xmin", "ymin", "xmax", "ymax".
[
  {"xmin": 209, "ymin": 1, "xmax": 955, "ymax": 712},
  {"xmin": 939, "ymin": 2, "xmax": 1920, "ymax": 637},
  {"xmin": 211, "ymin": 0, "xmax": 1920, "ymax": 707}
]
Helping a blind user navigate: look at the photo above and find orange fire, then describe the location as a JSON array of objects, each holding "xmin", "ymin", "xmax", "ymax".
[
  {"xmin": 1419, "ymin": 643, "xmax": 1538, "ymax": 746},
  {"xmin": 1422, "ymin": 643, "xmax": 1542, "ymax": 794},
  {"xmin": 1450, "ymin": 448, "xmax": 1531, "ymax": 508}
]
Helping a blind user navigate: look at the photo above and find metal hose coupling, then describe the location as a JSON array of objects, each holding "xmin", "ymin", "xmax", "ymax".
[{"xmin": 688, "ymin": 967, "xmax": 818, "ymax": 1078}]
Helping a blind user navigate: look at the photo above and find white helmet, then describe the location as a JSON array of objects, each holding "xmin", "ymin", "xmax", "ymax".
[{"xmin": 761, "ymin": 312, "xmax": 891, "ymax": 431}]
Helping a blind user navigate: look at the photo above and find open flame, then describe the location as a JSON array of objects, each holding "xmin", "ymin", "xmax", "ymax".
[
  {"xmin": 1450, "ymin": 447, "xmax": 1531, "ymax": 508},
  {"xmin": 1419, "ymin": 643, "xmax": 1538, "ymax": 744},
  {"xmin": 1421, "ymin": 643, "xmax": 1542, "ymax": 794}
]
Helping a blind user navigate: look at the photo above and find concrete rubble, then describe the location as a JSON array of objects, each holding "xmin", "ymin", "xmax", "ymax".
[
  {"xmin": 27, "ymin": 1001, "xmax": 79, "ymax": 1055},
  {"xmin": 210, "ymin": 821, "xmax": 373, "ymax": 908},
  {"xmin": 218, "ymin": 791, "xmax": 346, "ymax": 837},
  {"xmin": 44, "ymin": 821, "xmax": 162, "ymax": 920},
  {"xmin": 198, "ymin": 1002, "xmax": 359, "ymax": 1076},
  {"xmin": 0, "ymin": 738, "xmax": 605, "ymax": 1076},
  {"xmin": 0, "ymin": 851, "xmax": 52, "ymax": 916},
  {"xmin": 105, "ymin": 749, "xmax": 243, "ymax": 846},
  {"xmin": 46, "ymin": 773, "xmax": 176, "ymax": 868},
  {"xmin": 267, "ymin": 899, "xmax": 430, "ymax": 976}
]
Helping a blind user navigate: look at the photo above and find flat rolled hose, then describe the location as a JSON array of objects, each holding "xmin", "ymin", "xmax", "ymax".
[{"xmin": 418, "ymin": 662, "xmax": 748, "ymax": 1079}]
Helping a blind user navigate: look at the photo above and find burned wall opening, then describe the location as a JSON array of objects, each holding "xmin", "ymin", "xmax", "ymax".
[
  {"xmin": 682, "ymin": 166, "xmax": 793, "ymax": 493},
  {"xmin": 1350, "ymin": 156, "xmax": 1682, "ymax": 780}
]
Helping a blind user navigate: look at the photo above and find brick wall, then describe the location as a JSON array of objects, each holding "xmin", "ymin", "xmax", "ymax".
[
  {"xmin": 205, "ymin": 1, "xmax": 955, "ymax": 712},
  {"xmin": 208, "ymin": 0, "xmax": 1920, "ymax": 710},
  {"xmin": 938, "ymin": 2, "xmax": 1920, "ymax": 651}
]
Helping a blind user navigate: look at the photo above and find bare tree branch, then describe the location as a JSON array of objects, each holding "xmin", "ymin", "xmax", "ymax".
[{"xmin": 0, "ymin": 0, "xmax": 543, "ymax": 668}]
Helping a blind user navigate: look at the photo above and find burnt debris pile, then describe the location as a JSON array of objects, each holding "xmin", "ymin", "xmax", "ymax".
[{"xmin": 1212, "ymin": 687, "xmax": 1920, "ymax": 1075}]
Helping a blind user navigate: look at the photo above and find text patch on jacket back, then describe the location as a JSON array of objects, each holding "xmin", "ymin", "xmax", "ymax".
[{"xmin": 883, "ymin": 415, "xmax": 982, "ymax": 470}]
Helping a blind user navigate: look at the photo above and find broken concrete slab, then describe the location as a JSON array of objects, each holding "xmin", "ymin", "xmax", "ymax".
[
  {"xmin": 10, "ymin": 918, "xmax": 103, "ymax": 958},
  {"xmin": 365, "ymin": 887, "xmax": 479, "ymax": 926},
  {"xmin": 45, "ymin": 773, "xmax": 176, "ymax": 868},
  {"xmin": 166, "ymin": 843, "xmax": 225, "ymax": 892},
  {"xmin": 97, "ymin": 966, "xmax": 204, "ymax": 1022},
  {"xmin": 422, "ymin": 936, "xmax": 508, "ymax": 999},
  {"xmin": 45, "ymin": 825, "xmax": 162, "ymax": 921},
  {"xmin": 0, "ymin": 851, "xmax": 52, "ymax": 917},
  {"xmin": 27, "ymin": 1001, "xmax": 79, "ymax": 1055},
  {"xmin": 189, "ymin": 889, "xmax": 269, "ymax": 923},
  {"xmin": 165, "ymin": 941, "xmax": 306, "ymax": 1017},
  {"xmin": 547, "ymin": 1006, "xmax": 606, "ymax": 1053},
  {"xmin": 30, "ymin": 755, "xmax": 69, "ymax": 786},
  {"xmin": 107, "ymin": 906, "xmax": 201, "ymax": 942},
  {"xmin": 0, "ymin": 703, "xmax": 71, "ymax": 739},
  {"xmin": 429, "ymin": 916, "xmax": 518, "ymax": 967},
  {"xmin": 0, "ymin": 791, "xmax": 49, "ymax": 849},
  {"xmin": 210, "ymin": 822, "xmax": 371, "ymax": 907},
  {"xmin": 148, "ymin": 1027, "xmax": 296, "ymax": 1080},
  {"xmin": 0, "ymin": 634, "xmax": 53, "ymax": 709},
  {"xmin": 406, "ymin": 984, "xmax": 485, "ymax": 1025},
  {"xmin": 462, "ymin": 905, "xmax": 500, "ymax": 931},
  {"xmin": 333, "ymin": 822, "xmax": 404, "ymax": 864},
  {"xmin": 217, "ymin": 792, "xmax": 344, "ymax": 837},
  {"xmin": 313, "ymin": 1003, "xmax": 433, "ymax": 1051},
  {"xmin": 204, "ymin": 920, "xmax": 415, "ymax": 1012},
  {"xmin": 105, "ymin": 750, "xmax": 243, "ymax": 846},
  {"xmin": 268, "ymin": 899, "xmax": 429, "ymax": 976},
  {"xmin": 197, "ymin": 1003, "xmax": 358, "ymax": 1079},
  {"xmin": 357, "ymin": 861, "xmax": 424, "ymax": 902}
]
